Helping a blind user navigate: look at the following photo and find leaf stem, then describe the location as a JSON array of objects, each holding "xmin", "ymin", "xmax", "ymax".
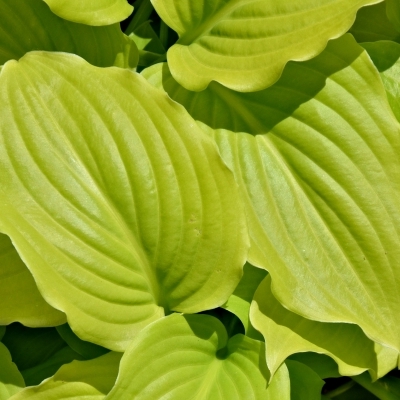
[{"xmin": 125, "ymin": 0, "xmax": 154, "ymax": 35}]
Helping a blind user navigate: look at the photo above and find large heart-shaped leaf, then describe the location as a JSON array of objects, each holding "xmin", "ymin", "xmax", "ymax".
[
  {"xmin": 250, "ymin": 276, "xmax": 398, "ymax": 379},
  {"xmin": 0, "ymin": 52, "xmax": 248, "ymax": 351},
  {"xmin": 0, "ymin": 0, "xmax": 138, "ymax": 68},
  {"xmin": 348, "ymin": 2, "xmax": 400, "ymax": 43},
  {"xmin": 144, "ymin": 34, "xmax": 400, "ymax": 351},
  {"xmin": 42, "ymin": 0, "xmax": 133, "ymax": 26},
  {"xmin": 0, "ymin": 343, "xmax": 24, "ymax": 400},
  {"xmin": 9, "ymin": 352, "xmax": 121, "ymax": 400},
  {"xmin": 151, "ymin": 0, "xmax": 382, "ymax": 92},
  {"xmin": 106, "ymin": 313, "xmax": 271, "ymax": 399},
  {"xmin": 0, "ymin": 234, "xmax": 65, "ymax": 327}
]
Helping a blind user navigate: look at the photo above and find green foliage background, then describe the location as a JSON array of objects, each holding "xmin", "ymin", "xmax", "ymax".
[{"xmin": 1, "ymin": 0, "xmax": 400, "ymax": 398}]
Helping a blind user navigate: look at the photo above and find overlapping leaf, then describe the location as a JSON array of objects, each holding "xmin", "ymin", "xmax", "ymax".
[
  {"xmin": 250, "ymin": 275, "xmax": 398, "ymax": 379},
  {"xmin": 106, "ymin": 314, "xmax": 271, "ymax": 399},
  {"xmin": 362, "ymin": 41, "xmax": 400, "ymax": 122},
  {"xmin": 349, "ymin": 2, "xmax": 400, "ymax": 43},
  {"xmin": 0, "ymin": 0, "xmax": 138, "ymax": 68},
  {"xmin": 0, "ymin": 234, "xmax": 65, "ymax": 327},
  {"xmin": 0, "ymin": 343, "xmax": 24, "ymax": 400},
  {"xmin": 42, "ymin": 0, "xmax": 132, "ymax": 26},
  {"xmin": 144, "ymin": 34, "xmax": 400, "ymax": 351},
  {"xmin": 151, "ymin": 0, "xmax": 382, "ymax": 92},
  {"xmin": 386, "ymin": 0, "xmax": 400, "ymax": 34},
  {"xmin": 9, "ymin": 352, "xmax": 121, "ymax": 400},
  {"xmin": 0, "ymin": 52, "xmax": 248, "ymax": 351}
]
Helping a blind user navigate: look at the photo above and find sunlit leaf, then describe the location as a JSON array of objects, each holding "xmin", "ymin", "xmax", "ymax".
[
  {"xmin": 0, "ymin": 343, "xmax": 24, "ymax": 400},
  {"xmin": 151, "ymin": 0, "xmax": 382, "ymax": 92},
  {"xmin": 0, "ymin": 0, "xmax": 138, "ymax": 68},
  {"xmin": 144, "ymin": 34, "xmax": 400, "ymax": 352},
  {"xmin": 107, "ymin": 313, "xmax": 271, "ymax": 399},
  {"xmin": 42, "ymin": 0, "xmax": 133, "ymax": 26},
  {"xmin": 286, "ymin": 360, "xmax": 324, "ymax": 400},
  {"xmin": 0, "ymin": 52, "xmax": 248, "ymax": 351},
  {"xmin": 9, "ymin": 352, "xmax": 121, "ymax": 400},
  {"xmin": 250, "ymin": 276, "xmax": 398, "ymax": 379},
  {"xmin": 0, "ymin": 234, "xmax": 65, "ymax": 327},
  {"xmin": 349, "ymin": 2, "xmax": 400, "ymax": 43}
]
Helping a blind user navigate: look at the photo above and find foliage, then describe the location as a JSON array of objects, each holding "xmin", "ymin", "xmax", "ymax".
[{"xmin": 1, "ymin": 0, "xmax": 400, "ymax": 398}]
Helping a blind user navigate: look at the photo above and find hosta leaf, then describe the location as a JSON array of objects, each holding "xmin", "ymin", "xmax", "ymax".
[
  {"xmin": 0, "ymin": 234, "xmax": 65, "ymax": 327},
  {"xmin": 352, "ymin": 372, "xmax": 400, "ymax": 399},
  {"xmin": 1, "ymin": 324, "xmax": 67, "ymax": 371},
  {"xmin": 42, "ymin": 0, "xmax": 133, "ymax": 26},
  {"xmin": 145, "ymin": 34, "xmax": 400, "ymax": 351},
  {"xmin": 151, "ymin": 0, "xmax": 382, "ymax": 92},
  {"xmin": 0, "ymin": 52, "xmax": 248, "ymax": 351},
  {"xmin": 0, "ymin": 327, "xmax": 5, "ymax": 341},
  {"xmin": 0, "ymin": 0, "xmax": 138, "ymax": 68},
  {"xmin": 56, "ymin": 324, "xmax": 108, "ymax": 360},
  {"xmin": 106, "ymin": 314, "xmax": 270, "ymax": 400},
  {"xmin": 288, "ymin": 353, "xmax": 341, "ymax": 379},
  {"xmin": 362, "ymin": 41, "xmax": 400, "ymax": 122},
  {"xmin": 387, "ymin": 0, "xmax": 400, "ymax": 33},
  {"xmin": 286, "ymin": 360, "xmax": 324, "ymax": 400},
  {"xmin": 129, "ymin": 21, "xmax": 166, "ymax": 68},
  {"xmin": 0, "ymin": 343, "xmax": 24, "ymax": 400},
  {"xmin": 250, "ymin": 276, "xmax": 398, "ymax": 380},
  {"xmin": 21, "ymin": 347, "xmax": 83, "ymax": 387},
  {"xmin": 348, "ymin": 2, "xmax": 400, "ymax": 43},
  {"xmin": 9, "ymin": 352, "xmax": 121, "ymax": 400},
  {"xmin": 222, "ymin": 263, "xmax": 266, "ymax": 337}
]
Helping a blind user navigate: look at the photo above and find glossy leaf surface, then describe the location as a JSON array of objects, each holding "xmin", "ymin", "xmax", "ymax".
[
  {"xmin": 0, "ymin": 52, "xmax": 248, "ymax": 351},
  {"xmin": 10, "ymin": 352, "xmax": 121, "ymax": 400},
  {"xmin": 0, "ymin": 0, "xmax": 138, "ymax": 68},
  {"xmin": 144, "ymin": 34, "xmax": 400, "ymax": 352},
  {"xmin": 250, "ymin": 276, "xmax": 398, "ymax": 379},
  {"xmin": 42, "ymin": 0, "xmax": 133, "ymax": 26},
  {"xmin": 107, "ymin": 313, "xmax": 270, "ymax": 399},
  {"xmin": 152, "ymin": 0, "xmax": 382, "ymax": 91},
  {"xmin": 0, "ymin": 234, "xmax": 65, "ymax": 327}
]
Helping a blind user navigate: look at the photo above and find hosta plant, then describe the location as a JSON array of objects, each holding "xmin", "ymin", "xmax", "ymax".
[{"xmin": 1, "ymin": 0, "xmax": 400, "ymax": 399}]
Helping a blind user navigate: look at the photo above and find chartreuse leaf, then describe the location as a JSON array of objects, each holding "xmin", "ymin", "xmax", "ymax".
[
  {"xmin": 0, "ymin": 343, "xmax": 24, "ymax": 400},
  {"xmin": 348, "ymin": 2, "xmax": 400, "ymax": 43},
  {"xmin": 106, "ymin": 313, "xmax": 271, "ymax": 399},
  {"xmin": 42, "ymin": 0, "xmax": 132, "ymax": 26},
  {"xmin": 151, "ymin": 0, "xmax": 382, "ymax": 92},
  {"xmin": 144, "ymin": 34, "xmax": 400, "ymax": 351},
  {"xmin": 0, "ymin": 234, "xmax": 65, "ymax": 327},
  {"xmin": 286, "ymin": 360, "xmax": 324, "ymax": 400},
  {"xmin": 361, "ymin": 41, "xmax": 400, "ymax": 122},
  {"xmin": 0, "ymin": 52, "xmax": 248, "ymax": 351},
  {"xmin": 0, "ymin": 0, "xmax": 138, "ymax": 68},
  {"xmin": 56, "ymin": 324, "xmax": 108, "ymax": 360},
  {"xmin": 250, "ymin": 276, "xmax": 398, "ymax": 380},
  {"xmin": 222, "ymin": 263, "xmax": 266, "ymax": 338},
  {"xmin": 9, "ymin": 352, "xmax": 122, "ymax": 400},
  {"xmin": 21, "ymin": 347, "xmax": 84, "ymax": 387}
]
